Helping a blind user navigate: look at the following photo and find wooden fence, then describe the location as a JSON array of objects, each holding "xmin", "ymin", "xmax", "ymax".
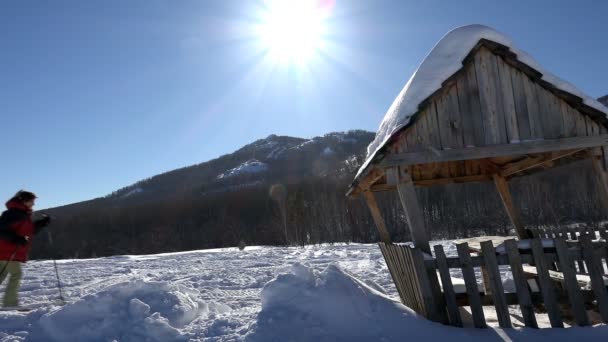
[
  {"xmin": 379, "ymin": 237, "xmax": 608, "ymax": 328},
  {"xmin": 530, "ymin": 225, "xmax": 608, "ymax": 241}
]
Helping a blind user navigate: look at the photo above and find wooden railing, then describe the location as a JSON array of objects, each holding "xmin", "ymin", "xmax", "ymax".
[{"xmin": 379, "ymin": 237, "xmax": 608, "ymax": 329}]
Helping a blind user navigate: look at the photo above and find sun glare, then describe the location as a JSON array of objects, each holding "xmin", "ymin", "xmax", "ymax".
[{"xmin": 256, "ymin": 0, "xmax": 331, "ymax": 65}]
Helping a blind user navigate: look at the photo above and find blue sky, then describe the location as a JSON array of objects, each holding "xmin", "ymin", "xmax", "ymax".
[{"xmin": 1, "ymin": 0, "xmax": 607, "ymax": 209}]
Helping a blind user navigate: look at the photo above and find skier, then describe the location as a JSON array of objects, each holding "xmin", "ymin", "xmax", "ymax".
[{"xmin": 0, "ymin": 190, "xmax": 51, "ymax": 307}]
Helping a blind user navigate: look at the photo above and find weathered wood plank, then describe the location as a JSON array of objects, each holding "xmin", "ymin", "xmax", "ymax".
[
  {"xmin": 521, "ymin": 75, "xmax": 544, "ymax": 139},
  {"xmin": 536, "ymin": 84, "xmax": 562, "ymax": 139},
  {"xmin": 415, "ymin": 109, "xmax": 431, "ymax": 146},
  {"xmin": 390, "ymin": 245, "xmax": 419, "ymax": 312},
  {"xmin": 475, "ymin": 47, "xmax": 507, "ymax": 145},
  {"xmin": 496, "ymin": 56, "xmax": 520, "ymax": 143},
  {"xmin": 550, "ymin": 92, "xmax": 566, "ymax": 138},
  {"xmin": 493, "ymin": 174, "xmax": 526, "ymax": 239},
  {"xmin": 434, "ymin": 245, "xmax": 462, "ymax": 327},
  {"xmin": 426, "ymin": 102, "xmax": 442, "ymax": 148},
  {"xmin": 379, "ymin": 135, "xmax": 608, "ymax": 167},
  {"xmin": 435, "ymin": 86, "xmax": 465, "ymax": 150},
  {"xmin": 504, "ymin": 239, "xmax": 538, "ymax": 328},
  {"xmin": 379, "ymin": 244, "xmax": 407, "ymax": 307},
  {"xmin": 447, "ymin": 86, "xmax": 465, "ymax": 149},
  {"xmin": 579, "ymin": 237, "xmax": 608, "ymax": 322},
  {"xmin": 411, "ymin": 247, "xmax": 446, "ymax": 323},
  {"xmin": 591, "ymin": 120, "xmax": 600, "ymax": 136},
  {"xmin": 395, "ymin": 172, "xmax": 431, "ymax": 253},
  {"xmin": 392, "ymin": 245, "xmax": 419, "ymax": 312},
  {"xmin": 499, "ymin": 149, "xmax": 582, "ymax": 177},
  {"xmin": 561, "ymin": 101, "xmax": 577, "ymax": 138},
  {"xmin": 574, "ymin": 107, "xmax": 588, "ymax": 136},
  {"xmin": 589, "ymin": 148, "xmax": 608, "ymax": 217},
  {"xmin": 554, "ymin": 239, "xmax": 590, "ymax": 326},
  {"xmin": 480, "ymin": 241, "xmax": 512, "ymax": 328},
  {"xmin": 435, "ymin": 95, "xmax": 452, "ymax": 150},
  {"xmin": 405, "ymin": 125, "xmax": 422, "ymax": 152},
  {"xmin": 397, "ymin": 245, "xmax": 424, "ymax": 313},
  {"xmin": 456, "ymin": 63, "xmax": 484, "ymax": 147},
  {"xmin": 530, "ymin": 239, "xmax": 564, "ymax": 327},
  {"xmin": 601, "ymin": 125, "xmax": 608, "ymax": 171},
  {"xmin": 456, "ymin": 243, "xmax": 486, "ymax": 328},
  {"xmin": 510, "ymin": 68, "xmax": 532, "ymax": 141},
  {"xmin": 454, "ymin": 288, "xmax": 601, "ymax": 307},
  {"xmin": 585, "ymin": 116, "xmax": 599, "ymax": 136},
  {"xmin": 362, "ymin": 191, "xmax": 392, "ymax": 244}
]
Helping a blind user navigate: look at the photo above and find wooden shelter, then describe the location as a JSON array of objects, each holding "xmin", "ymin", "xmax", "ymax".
[{"xmin": 349, "ymin": 25, "xmax": 608, "ymax": 328}]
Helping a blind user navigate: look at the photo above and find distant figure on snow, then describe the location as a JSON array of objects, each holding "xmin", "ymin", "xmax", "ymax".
[{"xmin": 0, "ymin": 190, "xmax": 51, "ymax": 307}]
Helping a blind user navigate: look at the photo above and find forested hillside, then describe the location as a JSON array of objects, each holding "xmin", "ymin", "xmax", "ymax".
[{"xmin": 32, "ymin": 130, "xmax": 607, "ymax": 259}]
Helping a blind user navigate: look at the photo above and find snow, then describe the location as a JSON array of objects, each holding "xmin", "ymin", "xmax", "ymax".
[
  {"xmin": 356, "ymin": 24, "xmax": 608, "ymax": 182},
  {"xmin": 121, "ymin": 187, "xmax": 143, "ymax": 198},
  {"xmin": 0, "ymin": 243, "xmax": 606, "ymax": 341},
  {"xmin": 217, "ymin": 159, "xmax": 268, "ymax": 179}
]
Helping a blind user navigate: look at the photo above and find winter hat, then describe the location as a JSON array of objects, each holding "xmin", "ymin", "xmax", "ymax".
[{"xmin": 12, "ymin": 190, "xmax": 37, "ymax": 203}]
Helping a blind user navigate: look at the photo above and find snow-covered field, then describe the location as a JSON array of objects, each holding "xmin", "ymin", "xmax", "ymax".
[{"xmin": 0, "ymin": 243, "xmax": 606, "ymax": 341}]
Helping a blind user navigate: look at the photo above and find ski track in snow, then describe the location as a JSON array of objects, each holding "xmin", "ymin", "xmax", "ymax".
[{"xmin": 0, "ymin": 242, "xmax": 606, "ymax": 341}]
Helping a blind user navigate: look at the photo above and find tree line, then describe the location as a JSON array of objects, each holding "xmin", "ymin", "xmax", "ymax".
[{"xmin": 31, "ymin": 159, "xmax": 605, "ymax": 259}]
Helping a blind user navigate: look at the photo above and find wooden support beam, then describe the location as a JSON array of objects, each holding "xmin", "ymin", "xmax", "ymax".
[
  {"xmin": 493, "ymin": 174, "xmax": 527, "ymax": 239},
  {"xmin": 395, "ymin": 170, "xmax": 431, "ymax": 254},
  {"xmin": 379, "ymin": 135, "xmax": 608, "ymax": 167},
  {"xmin": 370, "ymin": 174, "xmax": 493, "ymax": 191},
  {"xmin": 589, "ymin": 148, "xmax": 608, "ymax": 215},
  {"xmin": 362, "ymin": 191, "xmax": 392, "ymax": 244},
  {"xmin": 479, "ymin": 159, "xmax": 500, "ymax": 174},
  {"xmin": 348, "ymin": 167, "xmax": 385, "ymax": 197},
  {"xmin": 500, "ymin": 149, "xmax": 583, "ymax": 177}
]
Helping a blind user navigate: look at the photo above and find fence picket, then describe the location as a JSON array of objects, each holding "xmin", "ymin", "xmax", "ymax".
[
  {"xmin": 579, "ymin": 237, "xmax": 608, "ymax": 322},
  {"xmin": 554, "ymin": 239, "xmax": 589, "ymax": 326},
  {"xmin": 434, "ymin": 245, "xmax": 462, "ymax": 327},
  {"xmin": 504, "ymin": 239, "xmax": 538, "ymax": 328},
  {"xmin": 480, "ymin": 241, "xmax": 512, "ymax": 328},
  {"xmin": 456, "ymin": 243, "xmax": 486, "ymax": 328},
  {"xmin": 530, "ymin": 239, "xmax": 564, "ymax": 328}
]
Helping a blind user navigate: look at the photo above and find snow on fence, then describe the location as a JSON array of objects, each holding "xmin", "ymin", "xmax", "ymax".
[{"xmin": 379, "ymin": 234, "xmax": 608, "ymax": 329}]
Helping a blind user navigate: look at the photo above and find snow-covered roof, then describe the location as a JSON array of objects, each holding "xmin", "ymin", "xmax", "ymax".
[{"xmin": 354, "ymin": 24, "xmax": 608, "ymax": 185}]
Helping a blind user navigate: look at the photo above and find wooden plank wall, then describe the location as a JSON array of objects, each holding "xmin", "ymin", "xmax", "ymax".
[{"xmin": 388, "ymin": 45, "xmax": 607, "ymax": 181}]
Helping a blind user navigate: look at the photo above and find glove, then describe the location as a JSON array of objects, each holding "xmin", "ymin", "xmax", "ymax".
[
  {"xmin": 11, "ymin": 235, "xmax": 28, "ymax": 246},
  {"xmin": 36, "ymin": 214, "xmax": 51, "ymax": 228}
]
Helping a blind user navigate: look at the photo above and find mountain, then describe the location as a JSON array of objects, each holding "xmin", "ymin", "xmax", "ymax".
[
  {"xmin": 34, "ymin": 130, "xmax": 377, "ymax": 258},
  {"xmin": 599, "ymin": 95, "xmax": 608, "ymax": 107}
]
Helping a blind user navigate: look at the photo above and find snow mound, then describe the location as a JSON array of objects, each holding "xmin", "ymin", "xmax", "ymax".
[
  {"xmin": 246, "ymin": 263, "xmax": 440, "ymax": 341},
  {"xmin": 357, "ymin": 24, "xmax": 608, "ymax": 181},
  {"xmin": 217, "ymin": 159, "xmax": 268, "ymax": 179},
  {"xmin": 246, "ymin": 263, "xmax": 608, "ymax": 342},
  {"xmin": 35, "ymin": 281, "xmax": 210, "ymax": 342}
]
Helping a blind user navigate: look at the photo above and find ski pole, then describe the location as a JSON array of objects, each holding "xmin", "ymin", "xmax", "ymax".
[
  {"xmin": 53, "ymin": 259, "xmax": 65, "ymax": 304},
  {"xmin": 47, "ymin": 231, "xmax": 65, "ymax": 305}
]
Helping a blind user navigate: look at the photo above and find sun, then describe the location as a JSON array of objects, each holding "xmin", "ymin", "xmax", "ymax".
[{"xmin": 256, "ymin": 0, "xmax": 332, "ymax": 65}]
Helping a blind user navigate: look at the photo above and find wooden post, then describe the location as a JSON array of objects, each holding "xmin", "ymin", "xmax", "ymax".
[
  {"xmin": 393, "ymin": 169, "xmax": 431, "ymax": 254},
  {"xmin": 362, "ymin": 191, "xmax": 392, "ymax": 244},
  {"xmin": 493, "ymin": 174, "xmax": 527, "ymax": 239},
  {"xmin": 589, "ymin": 148, "xmax": 608, "ymax": 215}
]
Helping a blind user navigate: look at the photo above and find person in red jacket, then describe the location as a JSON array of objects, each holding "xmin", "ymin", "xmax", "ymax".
[{"xmin": 0, "ymin": 190, "xmax": 51, "ymax": 307}]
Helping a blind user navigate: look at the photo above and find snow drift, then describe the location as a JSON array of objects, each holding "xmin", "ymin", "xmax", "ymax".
[{"xmin": 245, "ymin": 263, "xmax": 608, "ymax": 342}]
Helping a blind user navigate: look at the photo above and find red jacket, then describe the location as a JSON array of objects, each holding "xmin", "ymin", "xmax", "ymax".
[{"xmin": 0, "ymin": 201, "xmax": 35, "ymax": 262}]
